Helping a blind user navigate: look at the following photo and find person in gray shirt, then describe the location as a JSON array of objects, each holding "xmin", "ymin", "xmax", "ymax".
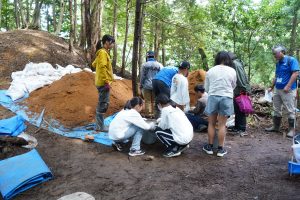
[{"xmin": 140, "ymin": 51, "xmax": 163, "ymax": 118}]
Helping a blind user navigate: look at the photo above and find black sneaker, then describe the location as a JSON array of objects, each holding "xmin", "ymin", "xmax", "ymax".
[
  {"xmin": 217, "ymin": 148, "xmax": 227, "ymax": 157},
  {"xmin": 227, "ymin": 126, "xmax": 239, "ymax": 132},
  {"xmin": 163, "ymin": 149, "xmax": 181, "ymax": 158},
  {"xmin": 178, "ymin": 144, "xmax": 190, "ymax": 153},
  {"xmin": 112, "ymin": 142, "xmax": 123, "ymax": 152},
  {"xmin": 128, "ymin": 149, "xmax": 145, "ymax": 156},
  {"xmin": 203, "ymin": 144, "xmax": 213, "ymax": 155}
]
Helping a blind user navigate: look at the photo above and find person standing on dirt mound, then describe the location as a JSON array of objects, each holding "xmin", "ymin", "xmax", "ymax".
[
  {"xmin": 227, "ymin": 52, "xmax": 251, "ymax": 136},
  {"xmin": 92, "ymin": 35, "xmax": 115, "ymax": 132},
  {"xmin": 170, "ymin": 61, "xmax": 191, "ymax": 111},
  {"xmin": 203, "ymin": 51, "xmax": 236, "ymax": 157},
  {"xmin": 155, "ymin": 94, "xmax": 193, "ymax": 158},
  {"xmin": 140, "ymin": 51, "xmax": 163, "ymax": 118},
  {"xmin": 265, "ymin": 45, "xmax": 299, "ymax": 138},
  {"xmin": 109, "ymin": 97, "xmax": 156, "ymax": 156},
  {"xmin": 152, "ymin": 66, "xmax": 178, "ymax": 117}
]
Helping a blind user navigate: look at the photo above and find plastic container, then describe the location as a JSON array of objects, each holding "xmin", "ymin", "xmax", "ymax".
[{"xmin": 292, "ymin": 143, "xmax": 300, "ymax": 163}]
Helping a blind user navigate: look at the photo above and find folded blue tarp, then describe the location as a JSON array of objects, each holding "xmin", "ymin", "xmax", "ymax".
[
  {"xmin": 0, "ymin": 90, "xmax": 114, "ymax": 146},
  {"xmin": 0, "ymin": 115, "xmax": 26, "ymax": 136},
  {"xmin": 0, "ymin": 149, "xmax": 53, "ymax": 200}
]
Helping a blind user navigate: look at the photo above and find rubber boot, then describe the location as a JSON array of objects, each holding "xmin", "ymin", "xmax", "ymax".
[
  {"xmin": 287, "ymin": 118, "xmax": 295, "ymax": 138},
  {"xmin": 265, "ymin": 116, "xmax": 282, "ymax": 132}
]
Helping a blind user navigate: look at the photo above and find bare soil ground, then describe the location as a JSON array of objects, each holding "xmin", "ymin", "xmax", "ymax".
[{"xmin": 1, "ymin": 105, "xmax": 300, "ymax": 200}]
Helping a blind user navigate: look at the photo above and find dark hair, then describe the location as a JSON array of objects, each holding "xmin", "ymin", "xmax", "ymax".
[
  {"xmin": 214, "ymin": 51, "xmax": 233, "ymax": 67},
  {"xmin": 156, "ymin": 94, "xmax": 171, "ymax": 105},
  {"xmin": 179, "ymin": 61, "xmax": 190, "ymax": 69},
  {"xmin": 124, "ymin": 97, "xmax": 144, "ymax": 110},
  {"xmin": 227, "ymin": 52, "xmax": 237, "ymax": 60},
  {"xmin": 194, "ymin": 84, "xmax": 205, "ymax": 93},
  {"xmin": 96, "ymin": 34, "xmax": 115, "ymax": 51}
]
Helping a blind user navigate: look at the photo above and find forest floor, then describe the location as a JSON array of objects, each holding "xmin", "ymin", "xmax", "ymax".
[{"xmin": 1, "ymin": 103, "xmax": 300, "ymax": 200}]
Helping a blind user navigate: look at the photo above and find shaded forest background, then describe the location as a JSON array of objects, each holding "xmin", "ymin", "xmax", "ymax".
[{"xmin": 1, "ymin": 0, "xmax": 299, "ymax": 89}]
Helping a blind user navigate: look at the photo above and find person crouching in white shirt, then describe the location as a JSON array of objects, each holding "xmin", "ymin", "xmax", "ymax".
[
  {"xmin": 170, "ymin": 61, "xmax": 190, "ymax": 111},
  {"xmin": 109, "ymin": 97, "xmax": 156, "ymax": 157},
  {"xmin": 155, "ymin": 94, "xmax": 193, "ymax": 158}
]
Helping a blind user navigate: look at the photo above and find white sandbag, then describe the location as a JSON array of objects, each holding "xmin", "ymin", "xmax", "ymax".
[
  {"xmin": 11, "ymin": 71, "xmax": 24, "ymax": 80},
  {"xmin": 18, "ymin": 132, "xmax": 38, "ymax": 149},
  {"xmin": 71, "ymin": 68, "xmax": 82, "ymax": 74},
  {"xmin": 58, "ymin": 192, "xmax": 95, "ymax": 200},
  {"xmin": 226, "ymin": 115, "xmax": 235, "ymax": 128},
  {"xmin": 6, "ymin": 81, "xmax": 27, "ymax": 101},
  {"xmin": 113, "ymin": 74, "xmax": 123, "ymax": 80},
  {"xmin": 24, "ymin": 78, "xmax": 47, "ymax": 93},
  {"xmin": 83, "ymin": 68, "xmax": 92, "ymax": 72}
]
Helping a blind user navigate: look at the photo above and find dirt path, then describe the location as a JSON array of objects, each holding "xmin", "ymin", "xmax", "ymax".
[{"xmin": 1, "ymin": 106, "xmax": 300, "ymax": 200}]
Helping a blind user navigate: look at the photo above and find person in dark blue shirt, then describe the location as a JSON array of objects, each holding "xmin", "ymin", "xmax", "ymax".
[{"xmin": 265, "ymin": 45, "xmax": 299, "ymax": 137}]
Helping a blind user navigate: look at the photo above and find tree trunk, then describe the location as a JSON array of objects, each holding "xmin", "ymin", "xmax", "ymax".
[
  {"xmin": 30, "ymin": 0, "xmax": 44, "ymax": 29},
  {"xmin": 90, "ymin": 0, "xmax": 102, "ymax": 61},
  {"xmin": 69, "ymin": 0, "xmax": 74, "ymax": 52},
  {"xmin": 55, "ymin": 0, "xmax": 65, "ymax": 35},
  {"xmin": 52, "ymin": 1, "xmax": 56, "ymax": 32},
  {"xmin": 198, "ymin": 48, "xmax": 209, "ymax": 71},
  {"xmin": 112, "ymin": 0, "xmax": 118, "ymax": 71},
  {"xmin": 154, "ymin": 21, "xmax": 160, "ymax": 61},
  {"xmin": 98, "ymin": 0, "xmax": 104, "ymax": 39},
  {"xmin": 18, "ymin": 0, "xmax": 28, "ymax": 28},
  {"xmin": 46, "ymin": 6, "xmax": 50, "ymax": 31},
  {"xmin": 161, "ymin": 26, "xmax": 166, "ymax": 66},
  {"xmin": 73, "ymin": 0, "xmax": 77, "ymax": 44},
  {"xmin": 79, "ymin": 0, "xmax": 86, "ymax": 47},
  {"xmin": 138, "ymin": 3, "xmax": 145, "ymax": 77},
  {"xmin": 14, "ymin": 0, "xmax": 21, "ymax": 28},
  {"xmin": 289, "ymin": 8, "xmax": 299, "ymax": 56},
  {"xmin": 26, "ymin": 0, "xmax": 30, "ymax": 25},
  {"xmin": 132, "ymin": 0, "xmax": 143, "ymax": 96},
  {"xmin": 84, "ymin": 0, "xmax": 91, "ymax": 64},
  {"xmin": 121, "ymin": 0, "xmax": 131, "ymax": 77}
]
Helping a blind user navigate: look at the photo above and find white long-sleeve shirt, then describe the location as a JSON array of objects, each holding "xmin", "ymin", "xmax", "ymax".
[
  {"xmin": 170, "ymin": 73, "xmax": 190, "ymax": 106},
  {"xmin": 109, "ymin": 109, "xmax": 151, "ymax": 140},
  {"xmin": 158, "ymin": 105, "xmax": 193, "ymax": 145},
  {"xmin": 204, "ymin": 65, "xmax": 237, "ymax": 98}
]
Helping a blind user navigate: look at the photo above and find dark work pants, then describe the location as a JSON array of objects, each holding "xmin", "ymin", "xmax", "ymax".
[
  {"xmin": 152, "ymin": 79, "xmax": 171, "ymax": 118},
  {"xmin": 234, "ymin": 98, "xmax": 246, "ymax": 131},
  {"xmin": 96, "ymin": 86, "xmax": 110, "ymax": 130},
  {"xmin": 186, "ymin": 113, "xmax": 208, "ymax": 130}
]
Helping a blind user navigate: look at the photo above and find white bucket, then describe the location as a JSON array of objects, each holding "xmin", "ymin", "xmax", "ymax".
[{"xmin": 292, "ymin": 143, "xmax": 300, "ymax": 163}]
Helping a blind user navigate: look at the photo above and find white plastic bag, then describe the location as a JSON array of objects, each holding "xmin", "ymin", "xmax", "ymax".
[{"xmin": 263, "ymin": 90, "xmax": 273, "ymax": 103}]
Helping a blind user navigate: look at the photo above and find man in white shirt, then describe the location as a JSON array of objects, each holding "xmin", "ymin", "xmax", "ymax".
[{"xmin": 170, "ymin": 61, "xmax": 190, "ymax": 111}]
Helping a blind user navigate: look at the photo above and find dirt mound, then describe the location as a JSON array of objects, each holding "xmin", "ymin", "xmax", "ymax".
[
  {"xmin": 0, "ymin": 30, "xmax": 87, "ymax": 81},
  {"xmin": 188, "ymin": 69, "xmax": 206, "ymax": 106},
  {"xmin": 24, "ymin": 71, "xmax": 132, "ymax": 128}
]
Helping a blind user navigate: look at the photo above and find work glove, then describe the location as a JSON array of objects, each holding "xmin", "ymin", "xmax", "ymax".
[{"xmin": 104, "ymin": 83, "xmax": 110, "ymax": 91}]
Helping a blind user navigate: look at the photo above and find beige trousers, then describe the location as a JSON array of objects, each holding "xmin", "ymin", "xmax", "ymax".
[
  {"xmin": 142, "ymin": 89, "xmax": 155, "ymax": 117},
  {"xmin": 273, "ymin": 88, "xmax": 296, "ymax": 119}
]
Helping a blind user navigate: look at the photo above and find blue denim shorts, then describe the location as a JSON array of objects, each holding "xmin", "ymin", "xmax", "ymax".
[{"xmin": 205, "ymin": 95, "xmax": 234, "ymax": 116}]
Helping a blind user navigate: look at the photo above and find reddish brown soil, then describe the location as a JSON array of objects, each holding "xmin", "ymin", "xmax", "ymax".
[
  {"xmin": 24, "ymin": 71, "xmax": 132, "ymax": 128},
  {"xmin": 1, "ymin": 106, "xmax": 300, "ymax": 200},
  {"xmin": 188, "ymin": 69, "xmax": 206, "ymax": 106}
]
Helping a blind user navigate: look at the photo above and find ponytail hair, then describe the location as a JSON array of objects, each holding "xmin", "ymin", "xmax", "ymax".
[
  {"xmin": 96, "ymin": 34, "xmax": 115, "ymax": 51},
  {"xmin": 124, "ymin": 97, "xmax": 144, "ymax": 110}
]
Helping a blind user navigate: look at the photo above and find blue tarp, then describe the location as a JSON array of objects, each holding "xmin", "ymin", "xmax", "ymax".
[
  {"xmin": 0, "ymin": 90, "xmax": 114, "ymax": 146},
  {"xmin": 0, "ymin": 115, "xmax": 26, "ymax": 136},
  {"xmin": 288, "ymin": 161, "xmax": 300, "ymax": 175},
  {"xmin": 0, "ymin": 149, "xmax": 53, "ymax": 200}
]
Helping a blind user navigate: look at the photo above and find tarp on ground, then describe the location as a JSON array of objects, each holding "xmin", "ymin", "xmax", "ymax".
[
  {"xmin": 0, "ymin": 149, "xmax": 53, "ymax": 200},
  {"xmin": 0, "ymin": 115, "xmax": 26, "ymax": 136},
  {"xmin": 0, "ymin": 90, "xmax": 114, "ymax": 146}
]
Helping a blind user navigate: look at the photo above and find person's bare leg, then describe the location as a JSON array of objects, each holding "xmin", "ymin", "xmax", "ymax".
[
  {"xmin": 217, "ymin": 115, "xmax": 227, "ymax": 147},
  {"xmin": 208, "ymin": 114, "xmax": 218, "ymax": 144}
]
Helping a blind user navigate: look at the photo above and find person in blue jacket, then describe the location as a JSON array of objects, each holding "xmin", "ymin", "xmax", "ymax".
[{"xmin": 152, "ymin": 66, "xmax": 178, "ymax": 117}]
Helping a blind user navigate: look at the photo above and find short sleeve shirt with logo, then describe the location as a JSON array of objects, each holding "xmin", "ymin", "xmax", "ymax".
[{"xmin": 275, "ymin": 56, "xmax": 299, "ymax": 90}]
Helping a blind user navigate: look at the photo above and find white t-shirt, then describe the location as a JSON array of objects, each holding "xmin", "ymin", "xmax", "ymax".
[
  {"xmin": 170, "ymin": 73, "xmax": 190, "ymax": 106},
  {"xmin": 109, "ymin": 109, "xmax": 151, "ymax": 141},
  {"xmin": 204, "ymin": 65, "xmax": 237, "ymax": 98},
  {"xmin": 158, "ymin": 105, "xmax": 193, "ymax": 145}
]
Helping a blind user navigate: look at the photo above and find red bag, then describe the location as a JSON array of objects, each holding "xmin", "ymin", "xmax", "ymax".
[{"xmin": 235, "ymin": 94, "xmax": 254, "ymax": 114}]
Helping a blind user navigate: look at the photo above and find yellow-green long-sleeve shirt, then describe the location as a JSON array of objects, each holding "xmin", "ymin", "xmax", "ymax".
[{"xmin": 92, "ymin": 48, "xmax": 114, "ymax": 87}]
